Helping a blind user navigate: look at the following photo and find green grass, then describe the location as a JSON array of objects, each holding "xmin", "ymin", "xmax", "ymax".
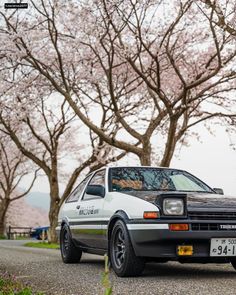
[
  {"xmin": 24, "ymin": 242, "xmax": 59, "ymax": 249},
  {"xmin": 0, "ymin": 235, "xmax": 6, "ymax": 240},
  {"xmin": 0, "ymin": 272, "xmax": 44, "ymax": 295},
  {"xmin": 102, "ymin": 255, "xmax": 112, "ymax": 295}
]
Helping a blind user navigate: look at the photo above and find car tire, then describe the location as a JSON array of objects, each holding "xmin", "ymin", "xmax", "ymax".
[
  {"xmin": 110, "ymin": 220, "xmax": 145, "ymax": 277},
  {"xmin": 60, "ymin": 224, "xmax": 82, "ymax": 263},
  {"xmin": 231, "ymin": 260, "xmax": 236, "ymax": 271}
]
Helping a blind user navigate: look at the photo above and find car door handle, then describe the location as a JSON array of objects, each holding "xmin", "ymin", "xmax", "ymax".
[{"xmin": 76, "ymin": 205, "xmax": 80, "ymax": 210}]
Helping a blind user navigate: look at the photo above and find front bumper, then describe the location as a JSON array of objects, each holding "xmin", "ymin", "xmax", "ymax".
[{"xmin": 128, "ymin": 221, "xmax": 236, "ymax": 261}]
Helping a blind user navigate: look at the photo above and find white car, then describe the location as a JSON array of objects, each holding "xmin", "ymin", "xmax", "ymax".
[{"xmin": 57, "ymin": 166, "xmax": 236, "ymax": 277}]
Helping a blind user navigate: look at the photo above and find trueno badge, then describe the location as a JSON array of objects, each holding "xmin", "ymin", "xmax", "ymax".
[{"xmin": 220, "ymin": 225, "xmax": 236, "ymax": 230}]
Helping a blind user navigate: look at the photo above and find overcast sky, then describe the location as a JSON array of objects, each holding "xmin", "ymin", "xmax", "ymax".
[{"xmin": 172, "ymin": 127, "xmax": 236, "ymax": 196}]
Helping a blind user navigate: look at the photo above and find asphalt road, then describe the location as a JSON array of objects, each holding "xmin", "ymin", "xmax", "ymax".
[{"xmin": 0, "ymin": 240, "xmax": 236, "ymax": 295}]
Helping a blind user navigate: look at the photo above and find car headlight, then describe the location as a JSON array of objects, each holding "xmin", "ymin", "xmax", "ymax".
[{"xmin": 163, "ymin": 198, "xmax": 184, "ymax": 216}]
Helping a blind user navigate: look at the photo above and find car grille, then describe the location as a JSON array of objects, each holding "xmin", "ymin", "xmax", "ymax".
[
  {"xmin": 191, "ymin": 223, "xmax": 236, "ymax": 231},
  {"xmin": 188, "ymin": 211, "xmax": 236, "ymax": 220}
]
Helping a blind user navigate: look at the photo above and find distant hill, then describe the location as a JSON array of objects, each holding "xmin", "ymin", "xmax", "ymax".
[
  {"xmin": 25, "ymin": 191, "xmax": 50, "ymax": 212},
  {"xmin": 6, "ymin": 198, "xmax": 49, "ymax": 228}
]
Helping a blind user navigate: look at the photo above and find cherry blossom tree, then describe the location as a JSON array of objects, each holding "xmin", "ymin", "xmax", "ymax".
[
  {"xmin": 0, "ymin": 0, "xmax": 236, "ymax": 168},
  {"xmin": 0, "ymin": 64, "xmax": 125, "ymax": 241},
  {"xmin": 92, "ymin": 0, "xmax": 236, "ymax": 165},
  {"xmin": 0, "ymin": 135, "xmax": 37, "ymax": 236},
  {"xmin": 200, "ymin": 0, "xmax": 236, "ymax": 36}
]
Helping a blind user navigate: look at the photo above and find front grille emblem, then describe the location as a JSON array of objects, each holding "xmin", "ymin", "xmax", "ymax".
[{"xmin": 220, "ymin": 225, "xmax": 236, "ymax": 230}]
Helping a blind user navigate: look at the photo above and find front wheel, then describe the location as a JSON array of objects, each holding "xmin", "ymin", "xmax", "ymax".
[
  {"xmin": 110, "ymin": 220, "xmax": 145, "ymax": 277},
  {"xmin": 60, "ymin": 225, "xmax": 82, "ymax": 263}
]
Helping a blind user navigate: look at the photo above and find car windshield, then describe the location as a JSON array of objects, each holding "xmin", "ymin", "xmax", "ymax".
[{"xmin": 110, "ymin": 167, "xmax": 213, "ymax": 193}]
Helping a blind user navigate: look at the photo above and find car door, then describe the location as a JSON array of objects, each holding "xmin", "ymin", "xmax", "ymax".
[
  {"xmin": 73, "ymin": 169, "xmax": 107, "ymax": 249},
  {"xmin": 62, "ymin": 175, "xmax": 92, "ymax": 236}
]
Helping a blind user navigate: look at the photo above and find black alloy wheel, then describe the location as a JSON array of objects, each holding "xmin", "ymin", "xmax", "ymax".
[
  {"xmin": 61, "ymin": 229, "xmax": 69, "ymax": 257},
  {"xmin": 110, "ymin": 220, "xmax": 145, "ymax": 277},
  {"xmin": 113, "ymin": 227, "xmax": 126, "ymax": 268},
  {"xmin": 60, "ymin": 224, "xmax": 82, "ymax": 263}
]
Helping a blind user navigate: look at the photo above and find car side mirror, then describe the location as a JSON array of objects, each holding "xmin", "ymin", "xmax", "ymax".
[
  {"xmin": 86, "ymin": 185, "xmax": 105, "ymax": 198},
  {"xmin": 213, "ymin": 188, "xmax": 224, "ymax": 195}
]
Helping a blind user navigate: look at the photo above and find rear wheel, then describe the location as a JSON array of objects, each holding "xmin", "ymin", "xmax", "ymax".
[
  {"xmin": 110, "ymin": 220, "xmax": 145, "ymax": 277},
  {"xmin": 231, "ymin": 260, "xmax": 236, "ymax": 271},
  {"xmin": 60, "ymin": 224, "xmax": 82, "ymax": 263}
]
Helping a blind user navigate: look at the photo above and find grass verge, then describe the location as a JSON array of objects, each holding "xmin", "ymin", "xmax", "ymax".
[
  {"xmin": 24, "ymin": 242, "xmax": 59, "ymax": 249},
  {"xmin": 102, "ymin": 254, "xmax": 112, "ymax": 295},
  {"xmin": 0, "ymin": 272, "xmax": 44, "ymax": 295}
]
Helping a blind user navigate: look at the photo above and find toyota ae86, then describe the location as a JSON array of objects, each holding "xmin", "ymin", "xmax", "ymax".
[{"xmin": 57, "ymin": 166, "xmax": 236, "ymax": 277}]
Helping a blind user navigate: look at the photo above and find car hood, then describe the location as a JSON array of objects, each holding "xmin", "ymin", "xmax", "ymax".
[
  {"xmin": 123, "ymin": 191, "xmax": 236, "ymax": 210},
  {"xmin": 187, "ymin": 193, "xmax": 236, "ymax": 210}
]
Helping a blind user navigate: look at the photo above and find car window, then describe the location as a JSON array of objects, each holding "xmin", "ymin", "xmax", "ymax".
[
  {"xmin": 82, "ymin": 170, "xmax": 105, "ymax": 201},
  {"xmin": 110, "ymin": 168, "xmax": 175, "ymax": 191},
  {"xmin": 89, "ymin": 170, "xmax": 105, "ymax": 186},
  {"xmin": 110, "ymin": 167, "xmax": 213, "ymax": 193},
  {"xmin": 170, "ymin": 174, "xmax": 206, "ymax": 191},
  {"xmin": 66, "ymin": 175, "xmax": 91, "ymax": 203}
]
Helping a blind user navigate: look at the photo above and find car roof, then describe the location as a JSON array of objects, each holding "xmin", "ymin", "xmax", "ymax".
[{"xmin": 107, "ymin": 165, "xmax": 170, "ymax": 169}]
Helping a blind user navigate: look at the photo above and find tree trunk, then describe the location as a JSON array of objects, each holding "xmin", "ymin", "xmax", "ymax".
[
  {"xmin": 140, "ymin": 143, "xmax": 152, "ymax": 166},
  {"xmin": 0, "ymin": 225, "xmax": 4, "ymax": 236},
  {"xmin": 48, "ymin": 162, "xmax": 60, "ymax": 243},
  {"xmin": 0, "ymin": 218, "xmax": 5, "ymax": 236},
  {"xmin": 48, "ymin": 199, "xmax": 60, "ymax": 243},
  {"xmin": 0, "ymin": 199, "xmax": 10, "ymax": 236},
  {"xmin": 160, "ymin": 118, "xmax": 178, "ymax": 167}
]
